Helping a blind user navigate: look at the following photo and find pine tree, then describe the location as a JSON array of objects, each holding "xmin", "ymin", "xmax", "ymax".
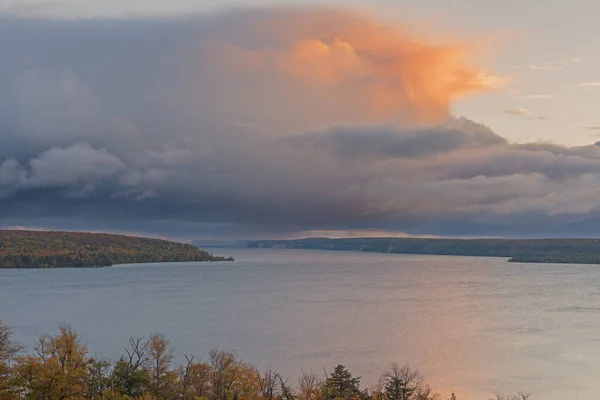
[
  {"xmin": 382, "ymin": 364, "xmax": 423, "ymax": 400},
  {"xmin": 323, "ymin": 365, "xmax": 361, "ymax": 400},
  {"xmin": 385, "ymin": 375, "xmax": 416, "ymax": 400}
]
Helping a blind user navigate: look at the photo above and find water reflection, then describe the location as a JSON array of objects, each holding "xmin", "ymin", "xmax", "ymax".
[{"xmin": 1, "ymin": 249, "xmax": 600, "ymax": 399}]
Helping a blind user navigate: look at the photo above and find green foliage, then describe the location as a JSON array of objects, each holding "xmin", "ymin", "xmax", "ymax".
[
  {"xmin": 112, "ymin": 359, "xmax": 151, "ymax": 398},
  {"xmin": 382, "ymin": 364, "xmax": 423, "ymax": 400},
  {"xmin": 248, "ymin": 237, "xmax": 600, "ymax": 265},
  {"xmin": 385, "ymin": 376, "xmax": 413, "ymax": 400},
  {"xmin": 86, "ymin": 359, "xmax": 112, "ymax": 400},
  {"xmin": 322, "ymin": 365, "xmax": 362, "ymax": 400},
  {"xmin": 0, "ymin": 230, "xmax": 234, "ymax": 268}
]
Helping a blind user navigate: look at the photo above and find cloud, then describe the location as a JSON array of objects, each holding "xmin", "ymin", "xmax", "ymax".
[
  {"xmin": 0, "ymin": 143, "xmax": 125, "ymax": 199},
  {"xmin": 577, "ymin": 82, "xmax": 600, "ymax": 90},
  {"xmin": 202, "ymin": 9, "xmax": 504, "ymax": 125},
  {"xmin": 525, "ymin": 57, "xmax": 582, "ymax": 72},
  {"xmin": 23, "ymin": 144, "xmax": 124, "ymax": 188},
  {"xmin": 527, "ymin": 63, "xmax": 558, "ymax": 71},
  {"xmin": 0, "ymin": 0, "xmax": 218, "ymax": 18},
  {"xmin": 502, "ymin": 108, "xmax": 552, "ymax": 122},
  {"xmin": 519, "ymin": 94, "xmax": 555, "ymax": 100},
  {"xmin": 503, "ymin": 108, "xmax": 529, "ymax": 116},
  {"xmin": 2, "ymin": 7, "xmax": 600, "ymax": 239}
]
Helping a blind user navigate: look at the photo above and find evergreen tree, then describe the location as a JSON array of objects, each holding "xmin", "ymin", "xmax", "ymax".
[
  {"xmin": 382, "ymin": 364, "xmax": 423, "ymax": 400},
  {"xmin": 323, "ymin": 365, "xmax": 361, "ymax": 400}
]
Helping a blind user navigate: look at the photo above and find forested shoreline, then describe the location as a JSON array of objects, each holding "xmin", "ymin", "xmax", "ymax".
[
  {"xmin": 0, "ymin": 321, "xmax": 529, "ymax": 400},
  {"xmin": 247, "ymin": 237, "xmax": 600, "ymax": 265},
  {"xmin": 0, "ymin": 231, "xmax": 233, "ymax": 268}
]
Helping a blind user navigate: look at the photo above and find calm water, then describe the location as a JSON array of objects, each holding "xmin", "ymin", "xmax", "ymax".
[{"xmin": 1, "ymin": 248, "xmax": 600, "ymax": 399}]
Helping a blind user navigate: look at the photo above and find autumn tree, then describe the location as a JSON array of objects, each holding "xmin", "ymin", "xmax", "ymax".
[
  {"xmin": 13, "ymin": 324, "xmax": 90, "ymax": 399},
  {"xmin": 210, "ymin": 350, "xmax": 239, "ymax": 400},
  {"xmin": 178, "ymin": 354, "xmax": 196, "ymax": 400},
  {"xmin": 178, "ymin": 355, "xmax": 212, "ymax": 400},
  {"xmin": 254, "ymin": 368, "xmax": 279, "ymax": 400},
  {"xmin": 232, "ymin": 362, "xmax": 261, "ymax": 400},
  {"xmin": 297, "ymin": 370, "xmax": 322, "ymax": 400},
  {"xmin": 0, "ymin": 321, "xmax": 22, "ymax": 397},
  {"xmin": 148, "ymin": 333, "xmax": 176, "ymax": 399},
  {"xmin": 0, "ymin": 321, "xmax": 530, "ymax": 400}
]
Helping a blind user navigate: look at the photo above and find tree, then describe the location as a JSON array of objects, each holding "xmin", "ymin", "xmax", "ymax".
[
  {"xmin": 210, "ymin": 350, "xmax": 239, "ymax": 400},
  {"xmin": 178, "ymin": 354, "xmax": 196, "ymax": 400},
  {"xmin": 258, "ymin": 368, "xmax": 280, "ymax": 400},
  {"xmin": 414, "ymin": 384, "xmax": 439, "ymax": 400},
  {"xmin": 232, "ymin": 362, "xmax": 261, "ymax": 400},
  {"xmin": 297, "ymin": 370, "xmax": 322, "ymax": 400},
  {"xmin": 277, "ymin": 375, "xmax": 296, "ymax": 400},
  {"xmin": 382, "ymin": 364, "xmax": 423, "ymax": 400},
  {"xmin": 322, "ymin": 365, "xmax": 361, "ymax": 400},
  {"xmin": 0, "ymin": 322, "xmax": 533, "ymax": 400},
  {"xmin": 148, "ymin": 333, "xmax": 175, "ymax": 399},
  {"xmin": 0, "ymin": 321, "xmax": 21, "ymax": 364},
  {"xmin": 178, "ymin": 356, "xmax": 212, "ymax": 400},
  {"xmin": 13, "ymin": 324, "xmax": 90, "ymax": 399},
  {"xmin": 86, "ymin": 358, "xmax": 112, "ymax": 400},
  {"xmin": 489, "ymin": 392, "xmax": 531, "ymax": 400},
  {"xmin": 0, "ymin": 321, "xmax": 22, "ymax": 397},
  {"xmin": 112, "ymin": 336, "xmax": 150, "ymax": 397}
]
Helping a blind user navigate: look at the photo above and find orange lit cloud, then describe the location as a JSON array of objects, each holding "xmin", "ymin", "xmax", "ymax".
[{"xmin": 215, "ymin": 8, "xmax": 503, "ymax": 124}]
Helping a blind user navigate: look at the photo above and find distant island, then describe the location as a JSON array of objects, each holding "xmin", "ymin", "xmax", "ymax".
[
  {"xmin": 247, "ymin": 237, "xmax": 600, "ymax": 265},
  {"xmin": 0, "ymin": 230, "xmax": 234, "ymax": 268}
]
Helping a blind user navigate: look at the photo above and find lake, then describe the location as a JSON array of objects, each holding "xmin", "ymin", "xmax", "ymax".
[{"xmin": 1, "ymin": 248, "xmax": 600, "ymax": 399}]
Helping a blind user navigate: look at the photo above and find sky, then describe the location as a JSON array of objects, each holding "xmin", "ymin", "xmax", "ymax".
[{"xmin": 2, "ymin": 0, "xmax": 600, "ymax": 240}]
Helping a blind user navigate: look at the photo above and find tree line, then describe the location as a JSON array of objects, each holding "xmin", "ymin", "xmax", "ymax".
[
  {"xmin": 0, "ymin": 321, "xmax": 530, "ymax": 400},
  {"xmin": 247, "ymin": 237, "xmax": 600, "ymax": 265}
]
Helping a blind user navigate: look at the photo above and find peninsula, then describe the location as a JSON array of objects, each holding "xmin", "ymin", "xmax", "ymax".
[
  {"xmin": 247, "ymin": 237, "xmax": 600, "ymax": 265},
  {"xmin": 0, "ymin": 230, "xmax": 233, "ymax": 268}
]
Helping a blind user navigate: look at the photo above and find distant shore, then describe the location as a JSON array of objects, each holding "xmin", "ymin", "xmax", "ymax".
[
  {"xmin": 247, "ymin": 237, "xmax": 600, "ymax": 265},
  {"xmin": 0, "ymin": 230, "xmax": 233, "ymax": 268}
]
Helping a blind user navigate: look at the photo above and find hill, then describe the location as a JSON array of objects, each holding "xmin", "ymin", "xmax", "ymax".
[
  {"xmin": 0, "ymin": 230, "xmax": 233, "ymax": 268},
  {"xmin": 247, "ymin": 237, "xmax": 600, "ymax": 264}
]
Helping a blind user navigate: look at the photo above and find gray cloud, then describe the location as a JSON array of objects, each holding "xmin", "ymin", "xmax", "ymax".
[
  {"xmin": 1, "ymin": 9, "xmax": 600, "ymax": 239},
  {"xmin": 284, "ymin": 118, "xmax": 506, "ymax": 161}
]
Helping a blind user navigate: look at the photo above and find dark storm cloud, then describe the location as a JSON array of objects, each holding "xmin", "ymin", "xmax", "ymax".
[
  {"xmin": 1, "ymin": 9, "xmax": 600, "ymax": 239},
  {"xmin": 283, "ymin": 118, "xmax": 507, "ymax": 161}
]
